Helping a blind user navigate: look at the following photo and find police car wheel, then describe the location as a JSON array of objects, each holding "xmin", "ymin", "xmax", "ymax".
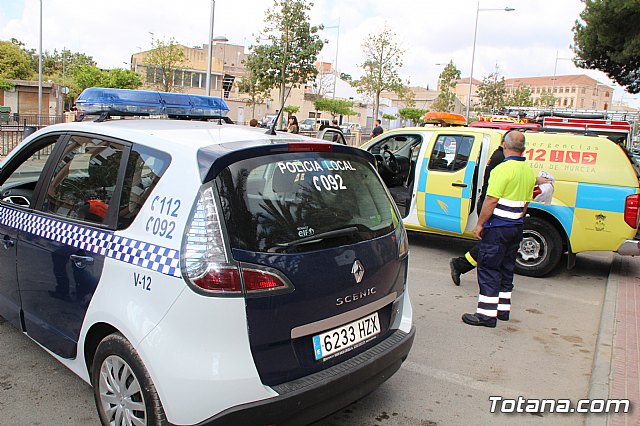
[
  {"xmin": 515, "ymin": 216, "xmax": 562, "ymax": 277},
  {"xmin": 92, "ymin": 333, "xmax": 167, "ymax": 426}
]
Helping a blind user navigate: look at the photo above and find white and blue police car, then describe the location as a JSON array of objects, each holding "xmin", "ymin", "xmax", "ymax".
[{"xmin": 0, "ymin": 88, "xmax": 414, "ymax": 425}]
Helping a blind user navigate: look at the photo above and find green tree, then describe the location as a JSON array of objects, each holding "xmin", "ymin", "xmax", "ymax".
[
  {"xmin": 9, "ymin": 38, "xmax": 38, "ymax": 74},
  {"xmin": 398, "ymin": 107, "xmax": 427, "ymax": 126},
  {"xmin": 72, "ymin": 65, "xmax": 142, "ymax": 98},
  {"xmin": 144, "ymin": 38, "xmax": 186, "ymax": 92},
  {"xmin": 237, "ymin": 70, "xmax": 271, "ymax": 119},
  {"xmin": 396, "ymin": 84, "xmax": 416, "ymax": 108},
  {"xmin": 246, "ymin": 0, "xmax": 324, "ymax": 112},
  {"xmin": 0, "ymin": 40, "xmax": 33, "ymax": 79},
  {"xmin": 477, "ymin": 72, "xmax": 507, "ymax": 112},
  {"xmin": 339, "ymin": 72, "xmax": 352, "ymax": 83},
  {"xmin": 537, "ymin": 90, "xmax": 557, "ymax": 107},
  {"xmin": 432, "ymin": 61, "xmax": 461, "ymax": 112},
  {"xmin": 42, "ymin": 48, "xmax": 95, "ymax": 77},
  {"xmin": 507, "ymin": 85, "xmax": 533, "ymax": 107},
  {"xmin": 353, "ymin": 27, "xmax": 404, "ymax": 122},
  {"xmin": 283, "ymin": 105, "xmax": 300, "ymax": 118},
  {"xmin": 573, "ymin": 0, "xmax": 640, "ymax": 93},
  {"xmin": 102, "ymin": 69, "xmax": 143, "ymax": 89},
  {"xmin": 382, "ymin": 113, "xmax": 397, "ymax": 121},
  {"xmin": 0, "ymin": 80, "xmax": 15, "ymax": 91},
  {"xmin": 313, "ymin": 98, "xmax": 356, "ymax": 118}
]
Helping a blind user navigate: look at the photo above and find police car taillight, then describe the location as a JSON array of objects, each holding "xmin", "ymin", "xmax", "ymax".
[
  {"xmin": 624, "ymin": 194, "xmax": 640, "ymax": 229},
  {"xmin": 181, "ymin": 185, "xmax": 241, "ymax": 294},
  {"xmin": 181, "ymin": 185, "xmax": 291, "ymax": 295},
  {"xmin": 242, "ymin": 268, "xmax": 289, "ymax": 292}
]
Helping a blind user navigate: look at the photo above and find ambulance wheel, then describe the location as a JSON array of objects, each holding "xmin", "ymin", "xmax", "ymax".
[
  {"xmin": 92, "ymin": 333, "xmax": 167, "ymax": 426},
  {"xmin": 516, "ymin": 217, "xmax": 562, "ymax": 277}
]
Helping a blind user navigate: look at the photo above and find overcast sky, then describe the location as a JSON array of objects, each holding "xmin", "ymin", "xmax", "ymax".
[{"xmin": 2, "ymin": 0, "xmax": 639, "ymax": 107}]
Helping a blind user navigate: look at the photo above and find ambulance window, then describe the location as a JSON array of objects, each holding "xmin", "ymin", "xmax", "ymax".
[{"xmin": 428, "ymin": 135, "xmax": 475, "ymax": 172}]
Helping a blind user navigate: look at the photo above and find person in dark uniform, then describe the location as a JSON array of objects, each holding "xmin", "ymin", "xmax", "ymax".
[
  {"xmin": 462, "ymin": 131, "xmax": 535, "ymax": 327},
  {"xmin": 449, "ymin": 141, "xmax": 505, "ymax": 284},
  {"xmin": 449, "ymin": 130, "xmax": 552, "ymax": 285}
]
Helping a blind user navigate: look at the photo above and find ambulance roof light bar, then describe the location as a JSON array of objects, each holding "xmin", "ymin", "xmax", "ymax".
[{"xmin": 75, "ymin": 88, "xmax": 231, "ymax": 122}]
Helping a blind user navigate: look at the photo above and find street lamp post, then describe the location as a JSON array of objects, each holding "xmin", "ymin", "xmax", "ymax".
[
  {"xmin": 205, "ymin": 0, "xmax": 216, "ymax": 96},
  {"xmin": 551, "ymin": 51, "xmax": 572, "ymax": 109},
  {"xmin": 38, "ymin": 0, "xmax": 43, "ymax": 125},
  {"xmin": 465, "ymin": 1, "xmax": 514, "ymax": 122},
  {"xmin": 324, "ymin": 21, "xmax": 340, "ymax": 99}
]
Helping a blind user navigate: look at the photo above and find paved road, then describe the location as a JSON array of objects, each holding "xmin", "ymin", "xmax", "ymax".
[{"xmin": 0, "ymin": 233, "xmax": 610, "ymax": 426}]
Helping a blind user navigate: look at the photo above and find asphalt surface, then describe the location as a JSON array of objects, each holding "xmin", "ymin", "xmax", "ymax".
[{"xmin": 0, "ymin": 233, "xmax": 610, "ymax": 426}]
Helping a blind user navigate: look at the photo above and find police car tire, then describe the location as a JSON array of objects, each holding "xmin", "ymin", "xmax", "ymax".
[
  {"xmin": 92, "ymin": 333, "xmax": 168, "ymax": 426},
  {"xmin": 515, "ymin": 216, "xmax": 563, "ymax": 277}
]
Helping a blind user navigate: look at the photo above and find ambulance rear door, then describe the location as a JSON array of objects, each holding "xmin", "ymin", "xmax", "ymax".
[{"xmin": 411, "ymin": 131, "xmax": 485, "ymax": 236}]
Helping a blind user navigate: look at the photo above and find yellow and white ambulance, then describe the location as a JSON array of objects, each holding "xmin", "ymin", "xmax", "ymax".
[{"xmin": 357, "ymin": 126, "xmax": 640, "ymax": 276}]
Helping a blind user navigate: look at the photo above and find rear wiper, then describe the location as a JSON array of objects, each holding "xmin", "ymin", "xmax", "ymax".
[{"xmin": 269, "ymin": 226, "xmax": 359, "ymax": 252}]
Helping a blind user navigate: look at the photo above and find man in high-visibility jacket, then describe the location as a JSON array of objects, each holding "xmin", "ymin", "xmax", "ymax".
[
  {"xmin": 449, "ymin": 132, "xmax": 553, "ymax": 285},
  {"xmin": 462, "ymin": 131, "xmax": 535, "ymax": 328}
]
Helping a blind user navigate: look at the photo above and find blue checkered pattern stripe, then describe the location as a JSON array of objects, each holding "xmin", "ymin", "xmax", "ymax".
[{"xmin": 0, "ymin": 205, "xmax": 181, "ymax": 278}]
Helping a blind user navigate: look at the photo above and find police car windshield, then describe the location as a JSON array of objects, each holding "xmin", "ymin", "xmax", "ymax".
[{"xmin": 216, "ymin": 152, "xmax": 397, "ymax": 253}]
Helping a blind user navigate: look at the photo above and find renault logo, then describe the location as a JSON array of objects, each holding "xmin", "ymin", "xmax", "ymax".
[{"xmin": 351, "ymin": 260, "xmax": 365, "ymax": 284}]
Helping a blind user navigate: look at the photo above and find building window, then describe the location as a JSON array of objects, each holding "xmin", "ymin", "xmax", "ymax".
[
  {"xmin": 173, "ymin": 71, "xmax": 182, "ymax": 87},
  {"xmin": 146, "ymin": 67, "xmax": 155, "ymax": 83},
  {"xmin": 571, "ymin": 87, "xmax": 576, "ymax": 93},
  {"xmin": 605, "ymin": 91, "xmax": 610, "ymax": 98},
  {"xmin": 581, "ymin": 88, "xmax": 586, "ymax": 94},
  {"xmin": 183, "ymin": 72, "xmax": 192, "ymax": 87},
  {"xmin": 192, "ymin": 73, "xmax": 200, "ymax": 88},
  {"xmin": 570, "ymin": 98, "xmax": 574, "ymax": 107}
]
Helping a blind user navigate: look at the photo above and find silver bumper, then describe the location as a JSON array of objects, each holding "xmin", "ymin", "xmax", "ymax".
[{"xmin": 617, "ymin": 239, "xmax": 640, "ymax": 256}]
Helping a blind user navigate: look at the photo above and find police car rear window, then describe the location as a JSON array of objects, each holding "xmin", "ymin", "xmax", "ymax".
[{"xmin": 216, "ymin": 153, "xmax": 398, "ymax": 253}]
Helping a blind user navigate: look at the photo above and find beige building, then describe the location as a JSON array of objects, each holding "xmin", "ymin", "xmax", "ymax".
[
  {"xmin": 131, "ymin": 44, "xmax": 371, "ymax": 127},
  {"xmin": 131, "ymin": 42, "xmax": 259, "ymax": 123},
  {"xmin": 505, "ymin": 75, "xmax": 614, "ymax": 109},
  {"xmin": 454, "ymin": 74, "xmax": 614, "ymax": 111}
]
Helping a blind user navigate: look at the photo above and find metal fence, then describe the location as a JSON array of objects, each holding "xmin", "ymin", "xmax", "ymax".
[{"xmin": 0, "ymin": 115, "xmax": 64, "ymax": 156}]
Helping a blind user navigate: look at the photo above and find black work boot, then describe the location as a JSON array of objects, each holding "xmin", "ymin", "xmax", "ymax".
[
  {"xmin": 462, "ymin": 313, "xmax": 497, "ymax": 328},
  {"xmin": 450, "ymin": 257, "xmax": 474, "ymax": 286}
]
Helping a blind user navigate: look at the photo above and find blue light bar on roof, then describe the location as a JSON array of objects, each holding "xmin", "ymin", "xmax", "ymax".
[{"xmin": 76, "ymin": 88, "xmax": 230, "ymax": 118}]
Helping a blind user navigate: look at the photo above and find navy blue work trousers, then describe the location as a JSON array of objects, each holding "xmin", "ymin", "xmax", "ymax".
[{"xmin": 476, "ymin": 225, "xmax": 523, "ymax": 321}]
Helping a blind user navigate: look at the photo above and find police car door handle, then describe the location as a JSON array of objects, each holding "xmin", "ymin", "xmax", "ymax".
[
  {"xmin": 452, "ymin": 182, "xmax": 468, "ymax": 188},
  {"xmin": 70, "ymin": 254, "xmax": 94, "ymax": 269},
  {"xmin": 2, "ymin": 236, "xmax": 14, "ymax": 249}
]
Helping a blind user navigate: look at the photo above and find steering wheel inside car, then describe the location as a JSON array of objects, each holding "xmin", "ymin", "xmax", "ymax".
[{"xmin": 381, "ymin": 149, "xmax": 400, "ymax": 174}]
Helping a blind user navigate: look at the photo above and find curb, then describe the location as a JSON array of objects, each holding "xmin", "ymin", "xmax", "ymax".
[{"xmin": 584, "ymin": 255, "xmax": 621, "ymax": 426}]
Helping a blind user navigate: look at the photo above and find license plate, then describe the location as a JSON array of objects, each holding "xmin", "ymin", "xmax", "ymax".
[{"xmin": 312, "ymin": 312, "xmax": 380, "ymax": 360}]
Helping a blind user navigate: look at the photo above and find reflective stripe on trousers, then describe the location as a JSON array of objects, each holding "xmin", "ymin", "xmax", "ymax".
[{"xmin": 476, "ymin": 225, "xmax": 523, "ymax": 321}]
